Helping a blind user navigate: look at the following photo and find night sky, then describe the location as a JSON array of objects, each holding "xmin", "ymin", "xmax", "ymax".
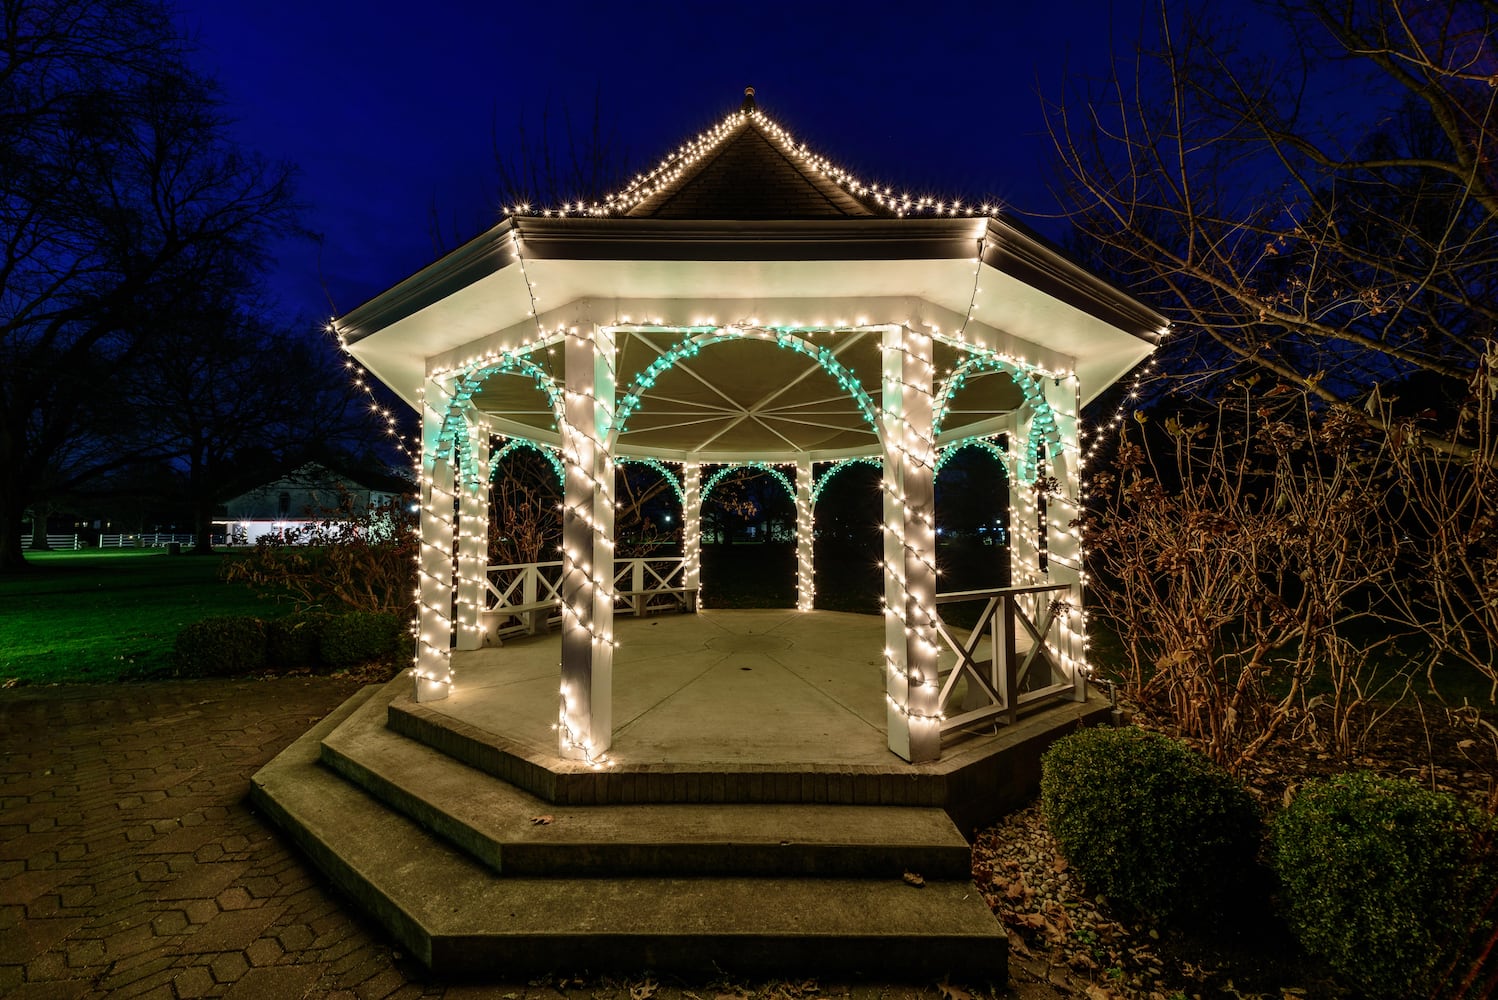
[{"xmin": 178, "ymin": 0, "xmax": 1156, "ymax": 327}]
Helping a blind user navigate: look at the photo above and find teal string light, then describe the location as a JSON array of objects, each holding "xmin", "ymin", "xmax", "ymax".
[
  {"xmin": 493, "ymin": 437, "xmax": 567, "ymax": 488},
  {"xmin": 933, "ymin": 350, "xmax": 1062, "ymax": 484},
  {"xmin": 811, "ymin": 456, "xmax": 883, "ymax": 504},
  {"xmin": 700, "ymin": 462, "xmax": 798, "ymax": 507},
  {"xmin": 431, "ymin": 351, "xmax": 565, "ymax": 485},
  {"xmin": 614, "ymin": 327, "xmax": 880, "ymax": 440},
  {"xmin": 619, "ymin": 457, "xmax": 686, "ymax": 505},
  {"xmin": 934, "ymin": 435, "xmax": 1009, "ymax": 473}
]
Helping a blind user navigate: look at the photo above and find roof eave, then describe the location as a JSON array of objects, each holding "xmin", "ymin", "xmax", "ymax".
[
  {"xmin": 337, "ymin": 218, "xmax": 517, "ymax": 346},
  {"xmin": 984, "ymin": 215, "xmax": 1168, "ymax": 347}
]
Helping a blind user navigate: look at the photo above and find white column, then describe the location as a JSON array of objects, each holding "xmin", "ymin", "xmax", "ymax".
[
  {"xmin": 795, "ymin": 458, "xmax": 815, "ymax": 611},
  {"xmin": 1043, "ymin": 375, "xmax": 1086, "ymax": 699},
  {"xmin": 682, "ymin": 462, "xmax": 702, "ymax": 607},
  {"xmin": 454, "ymin": 413, "xmax": 491, "ymax": 652},
  {"xmin": 558, "ymin": 325, "xmax": 617, "ymax": 762},
  {"xmin": 414, "ymin": 374, "xmax": 457, "ymax": 701},
  {"xmin": 1008, "ymin": 374, "xmax": 1086, "ymax": 699},
  {"xmin": 881, "ymin": 325, "xmax": 941, "ymax": 763}
]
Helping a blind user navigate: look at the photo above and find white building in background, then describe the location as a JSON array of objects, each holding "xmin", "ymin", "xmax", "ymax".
[{"xmin": 220, "ymin": 462, "xmax": 403, "ymax": 545}]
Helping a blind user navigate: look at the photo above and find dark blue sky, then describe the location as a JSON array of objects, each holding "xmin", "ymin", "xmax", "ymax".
[{"xmin": 178, "ymin": 1, "xmax": 1150, "ymax": 325}]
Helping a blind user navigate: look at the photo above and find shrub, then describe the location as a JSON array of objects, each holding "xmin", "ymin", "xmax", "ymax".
[
  {"xmin": 265, "ymin": 612, "xmax": 333, "ymax": 671},
  {"xmin": 319, "ymin": 611, "xmax": 403, "ymax": 667},
  {"xmin": 1271, "ymin": 771, "xmax": 1497, "ymax": 999},
  {"xmin": 1040, "ymin": 725, "xmax": 1261, "ymax": 920},
  {"xmin": 222, "ymin": 491, "xmax": 416, "ymax": 616},
  {"xmin": 172, "ymin": 616, "xmax": 267, "ymax": 677}
]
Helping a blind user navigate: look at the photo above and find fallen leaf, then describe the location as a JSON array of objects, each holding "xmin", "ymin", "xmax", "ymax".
[
  {"xmin": 902, "ymin": 871, "xmax": 926, "ymax": 888},
  {"xmin": 936, "ymin": 977, "xmax": 971, "ymax": 1000},
  {"xmin": 1006, "ymin": 930, "xmax": 1033, "ymax": 958},
  {"xmin": 530, "ymin": 815, "xmax": 553, "ymax": 825},
  {"xmin": 630, "ymin": 980, "xmax": 658, "ymax": 1000},
  {"xmin": 1051, "ymin": 856, "xmax": 1069, "ymax": 873}
]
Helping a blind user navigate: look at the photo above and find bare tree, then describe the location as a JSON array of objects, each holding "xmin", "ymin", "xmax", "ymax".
[
  {"xmin": 1052, "ymin": 1, "xmax": 1498, "ymax": 709},
  {"xmin": 0, "ymin": 0, "xmax": 297, "ymax": 570},
  {"xmin": 1047, "ymin": 0, "xmax": 1496, "ymax": 457}
]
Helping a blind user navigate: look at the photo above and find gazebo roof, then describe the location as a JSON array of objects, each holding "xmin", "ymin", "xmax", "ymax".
[
  {"xmin": 624, "ymin": 89, "xmax": 883, "ymax": 219},
  {"xmin": 338, "ymin": 92, "xmax": 1166, "ymax": 463}
]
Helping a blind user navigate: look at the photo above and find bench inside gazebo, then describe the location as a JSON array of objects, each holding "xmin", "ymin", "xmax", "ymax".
[{"xmin": 253, "ymin": 88, "xmax": 1166, "ymax": 980}]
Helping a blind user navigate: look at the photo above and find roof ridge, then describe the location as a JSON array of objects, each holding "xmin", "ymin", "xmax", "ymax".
[{"xmin": 500, "ymin": 92, "xmax": 1000, "ymax": 220}]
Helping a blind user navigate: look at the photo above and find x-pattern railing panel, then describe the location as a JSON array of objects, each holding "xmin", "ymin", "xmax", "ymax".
[
  {"xmin": 486, "ymin": 560, "xmax": 564, "ymax": 609},
  {"xmin": 931, "ymin": 583, "xmax": 1077, "ymax": 735}
]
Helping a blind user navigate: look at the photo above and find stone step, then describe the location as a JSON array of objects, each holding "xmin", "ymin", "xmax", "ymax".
[
  {"xmin": 320, "ymin": 677, "xmax": 973, "ymax": 879},
  {"xmin": 250, "ymin": 686, "xmax": 1007, "ymax": 979},
  {"xmin": 387, "ymin": 692, "xmax": 952, "ymax": 808}
]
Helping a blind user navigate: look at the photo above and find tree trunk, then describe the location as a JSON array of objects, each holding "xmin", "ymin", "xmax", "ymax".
[
  {"xmin": 29, "ymin": 511, "xmax": 52, "ymax": 553},
  {"xmin": 190, "ymin": 498, "xmax": 215, "ymax": 555},
  {"xmin": 0, "ymin": 520, "xmax": 26, "ymax": 572},
  {"xmin": 28, "ymin": 498, "xmax": 59, "ymax": 554},
  {"xmin": 0, "ymin": 479, "xmax": 34, "ymax": 571}
]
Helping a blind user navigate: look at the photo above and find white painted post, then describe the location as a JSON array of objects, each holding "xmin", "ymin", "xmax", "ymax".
[
  {"xmin": 682, "ymin": 463, "xmax": 702, "ymax": 610},
  {"xmin": 558, "ymin": 325, "xmax": 617, "ymax": 761},
  {"xmin": 1042, "ymin": 375, "xmax": 1086, "ymax": 700},
  {"xmin": 454, "ymin": 414, "xmax": 491, "ymax": 652},
  {"xmin": 1008, "ymin": 374, "xmax": 1086, "ymax": 699},
  {"xmin": 882, "ymin": 325, "xmax": 941, "ymax": 763},
  {"xmin": 795, "ymin": 457, "xmax": 815, "ymax": 611},
  {"xmin": 415, "ymin": 374, "xmax": 457, "ymax": 701}
]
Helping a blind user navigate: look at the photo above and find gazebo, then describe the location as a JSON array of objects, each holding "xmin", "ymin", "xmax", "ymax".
[
  {"xmin": 336, "ymin": 89, "xmax": 1162, "ymax": 767},
  {"xmin": 254, "ymin": 90, "xmax": 1166, "ymax": 977}
]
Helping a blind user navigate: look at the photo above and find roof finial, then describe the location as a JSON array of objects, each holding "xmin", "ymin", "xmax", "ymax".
[{"xmin": 742, "ymin": 86, "xmax": 756, "ymax": 112}]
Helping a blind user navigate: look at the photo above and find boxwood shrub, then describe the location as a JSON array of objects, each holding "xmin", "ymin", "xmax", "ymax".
[
  {"xmin": 172, "ymin": 616, "xmax": 267, "ymax": 677},
  {"xmin": 318, "ymin": 611, "xmax": 403, "ymax": 667},
  {"xmin": 1040, "ymin": 725, "xmax": 1261, "ymax": 920},
  {"xmin": 265, "ymin": 611, "xmax": 334, "ymax": 671},
  {"xmin": 1272, "ymin": 771, "xmax": 1497, "ymax": 999}
]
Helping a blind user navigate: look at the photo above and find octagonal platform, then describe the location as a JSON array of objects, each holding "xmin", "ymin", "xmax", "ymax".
[
  {"xmin": 391, "ymin": 610, "xmax": 1110, "ymax": 831},
  {"xmin": 251, "ymin": 610, "xmax": 1109, "ymax": 979}
]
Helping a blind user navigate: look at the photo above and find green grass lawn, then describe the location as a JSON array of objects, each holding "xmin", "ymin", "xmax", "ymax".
[{"xmin": 0, "ymin": 550, "xmax": 291, "ymax": 685}]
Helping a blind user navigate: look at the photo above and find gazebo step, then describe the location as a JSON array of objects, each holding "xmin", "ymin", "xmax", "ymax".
[
  {"xmin": 251, "ymin": 688, "xmax": 1007, "ymax": 980},
  {"xmin": 388, "ymin": 691, "xmax": 949, "ymax": 808},
  {"xmin": 321, "ymin": 677, "xmax": 973, "ymax": 879}
]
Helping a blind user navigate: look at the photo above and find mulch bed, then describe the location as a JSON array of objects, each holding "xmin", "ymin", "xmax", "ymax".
[{"xmin": 971, "ymin": 703, "xmax": 1498, "ymax": 1000}]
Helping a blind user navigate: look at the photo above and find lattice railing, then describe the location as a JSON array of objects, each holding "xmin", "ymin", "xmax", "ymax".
[
  {"xmin": 931, "ymin": 583, "xmax": 1084, "ymax": 734},
  {"xmin": 481, "ymin": 557, "xmax": 694, "ymax": 645}
]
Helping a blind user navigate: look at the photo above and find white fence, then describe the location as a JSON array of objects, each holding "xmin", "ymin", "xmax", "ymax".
[
  {"xmin": 98, "ymin": 533, "xmax": 200, "ymax": 548},
  {"xmin": 479, "ymin": 557, "xmax": 696, "ymax": 646},
  {"xmin": 20, "ymin": 533, "xmax": 82, "ymax": 550}
]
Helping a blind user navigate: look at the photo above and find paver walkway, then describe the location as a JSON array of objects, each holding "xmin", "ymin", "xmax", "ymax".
[{"xmin": 0, "ymin": 678, "xmax": 1038, "ymax": 1000}]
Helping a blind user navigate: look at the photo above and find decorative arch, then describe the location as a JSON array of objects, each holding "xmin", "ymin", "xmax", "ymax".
[
  {"xmin": 700, "ymin": 461, "xmax": 797, "ymax": 507},
  {"xmin": 619, "ymin": 457, "xmax": 685, "ymax": 506},
  {"xmin": 433, "ymin": 352, "xmax": 564, "ymax": 485},
  {"xmin": 612, "ymin": 327, "xmax": 880, "ymax": 443},
  {"xmin": 493, "ymin": 437, "xmax": 567, "ymax": 488},
  {"xmin": 934, "ymin": 435, "xmax": 1008, "ymax": 474},
  {"xmin": 933, "ymin": 353, "xmax": 1060, "ymax": 484},
  {"xmin": 812, "ymin": 456, "xmax": 882, "ymax": 504}
]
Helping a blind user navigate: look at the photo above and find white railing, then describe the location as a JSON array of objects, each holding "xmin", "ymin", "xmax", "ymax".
[
  {"xmin": 611, "ymin": 557, "xmax": 696, "ymax": 616},
  {"xmin": 20, "ymin": 533, "xmax": 82, "ymax": 550},
  {"xmin": 931, "ymin": 583, "xmax": 1084, "ymax": 735},
  {"xmin": 480, "ymin": 556, "xmax": 695, "ymax": 645}
]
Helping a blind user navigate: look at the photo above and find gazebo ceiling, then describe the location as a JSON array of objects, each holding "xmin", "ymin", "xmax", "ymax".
[
  {"xmin": 468, "ymin": 329, "xmax": 1028, "ymax": 460},
  {"xmin": 336, "ymin": 93, "xmax": 1167, "ymax": 462}
]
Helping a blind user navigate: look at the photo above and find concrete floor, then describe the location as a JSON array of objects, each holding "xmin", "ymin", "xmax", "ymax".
[{"xmin": 435, "ymin": 609, "xmax": 991, "ymax": 767}]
